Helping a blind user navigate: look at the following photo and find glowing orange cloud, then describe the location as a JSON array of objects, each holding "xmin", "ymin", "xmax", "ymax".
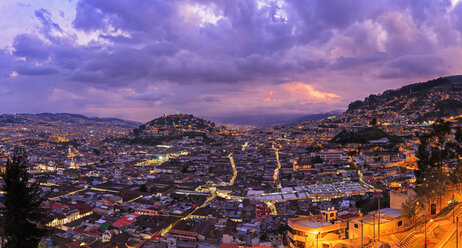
[
  {"xmin": 281, "ymin": 82, "xmax": 341, "ymax": 102},
  {"xmin": 263, "ymin": 91, "xmax": 280, "ymax": 103},
  {"xmin": 264, "ymin": 97, "xmax": 280, "ymax": 103}
]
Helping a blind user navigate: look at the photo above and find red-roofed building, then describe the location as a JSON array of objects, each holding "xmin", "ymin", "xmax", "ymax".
[
  {"xmin": 51, "ymin": 202, "xmax": 69, "ymax": 210},
  {"xmin": 112, "ymin": 213, "xmax": 140, "ymax": 228},
  {"xmin": 220, "ymin": 244, "xmax": 239, "ymax": 248}
]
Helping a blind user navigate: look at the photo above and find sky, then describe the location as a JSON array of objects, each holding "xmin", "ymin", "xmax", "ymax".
[{"xmin": 1, "ymin": 0, "xmax": 462, "ymax": 122}]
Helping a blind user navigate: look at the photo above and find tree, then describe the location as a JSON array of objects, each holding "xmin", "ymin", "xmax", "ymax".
[
  {"xmin": 347, "ymin": 150, "xmax": 358, "ymax": 156},
  {"xmin": 1, "ymin": 149, "xmax": 50, "ymax": 247},
  {"xmin": 369, "ymin": 117, "xmax": 377, "ymax": 126},
  {"xmin": 401, "ymin": 195, "xmax": 422, "ymax": 229},
  {"xmin": 415, "ymin": 120, "xmax": 453, "ymax": 212},
  {"xmin": 259, "ymin": 233, "xmax": 268, "ymax": 241},
  {"xmin": 138, "ymin": 184, "xmax": 147, "ymax": 192},
  {"xmin": 311, "ymin": 156, "xmax": 323, "ymax": 164}
]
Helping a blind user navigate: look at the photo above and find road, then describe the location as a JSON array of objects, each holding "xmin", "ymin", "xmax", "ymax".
[
  {"xmin": 273, "ymin": 142, "xmax": 282, "ymax": 189},
  {"xmin": 350, "ymin": 156, "xmax": 376, "ymax": 190},
  {"xmin": 160, "ymin": 188, "xmax": 217, "ymax": 235},
  {"xmin": 227, "ymin": 153, "xmax": 238, "ymax": 186},
  {"xmin": 241, "ymin": 141, "xmax": 248, "ymax": 151},
  {"xmin": 265, "ymin": 201, "xmax": 278, "ymax": 215}
]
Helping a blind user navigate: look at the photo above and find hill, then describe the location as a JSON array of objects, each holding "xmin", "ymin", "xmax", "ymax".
[
  {"xmin": 211, "ymin": 112, "xmax": 339, "ymax": 126},
  {"xmin": 0, "ymin": 113, "xmax": 140, "ymax": 129},
  {"xmin": 0, "ymin": 113, "xmax": 140, "ymax": 144},
  {"xmin": 330, "ymin": 127, "xmax": 402, "ymax": 144},
  {"xmin": 343, "ymin": 76, "xmax": 462, "ymax": 124},
  {"xmin": 128, "ymin": 113, "xmax": 221, "ymax": 145},
  {"xmin": 292, "ymin": 112, "xmax": 341, "ymax": 123}
]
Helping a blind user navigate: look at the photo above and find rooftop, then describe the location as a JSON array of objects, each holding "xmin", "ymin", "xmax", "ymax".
[{"xmin": 298, "ymin": 220, "xmax": 336, "ymax": 228}]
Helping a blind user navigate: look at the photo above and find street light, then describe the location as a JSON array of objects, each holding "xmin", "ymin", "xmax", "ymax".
[
  {"xmin": 425, "ymin": 219, "xmax": 433, "ymax": 248},
  {"xmin": 425, "ymin": 219, "xmax": 427, "ymax": 248},
  {"xmin": 457, "ymin": 217, "xmax": 459, "ymax": 248},
  {"xmin": 361, "ymin": 220, "xmax": 364, "ymax": 248}
]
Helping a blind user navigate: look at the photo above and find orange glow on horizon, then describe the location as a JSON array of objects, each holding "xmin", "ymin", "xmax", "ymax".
[{"xmin": 282, "ymin": 81, "xmax": 341, "ymax": 102}]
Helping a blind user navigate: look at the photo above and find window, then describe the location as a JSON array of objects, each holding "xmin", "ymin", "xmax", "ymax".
[
  {"xmin": 330, "ymin": 213, "xmax": 334, "ymax": 217},
  {"xmin": 354, "ymin": 223, "xmax": 359, "ymax": 229},
  {"xmin": 398, "ymin": 220, "xmax": 403, "ymax": 227}
]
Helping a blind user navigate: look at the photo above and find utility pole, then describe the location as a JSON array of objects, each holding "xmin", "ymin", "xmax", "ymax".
[
  {"xmin": 425, "ymin": 219, "xmax": 427, "ymax": 248},
  {"xmin": 1, "ymin": 211, "xmax": 4, "ymax": 248},
  {"xmin": 454, "ymin": 200, "xmax": 456, "ymax": 223},
  {"xmin": 316, "ymin": 233, "xmax": 319, "ymax": 248},
  {"xmin": 280, "ymin": 233, "xmax": 283, "ymax": 248},
  {"xmin": 373, "ymin": 212, "xmax": 375, "ymax": 242},
  {"xmin": 378, "ymin": 197, "xmax": 381, "ymax": 241},
  {"xmin": 361, "ymin": 219, "xmax": 364, "ymax": 248},
  {"xmin": 457, "ymin": 217, "xmax": 459, "ymax": 248}
]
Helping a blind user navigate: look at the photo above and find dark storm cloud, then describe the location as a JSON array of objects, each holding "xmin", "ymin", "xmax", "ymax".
[
  {"xmin": 452, "ymin": 2, "xmax": 462, "ymax": 33},
  {"xmin": 379, "ymin": 55, "xmax": 446, "ymax": 79},
  {"xmin": 73, "ymin": 1, "xmax": 106, "ymax": 31},
  {"xmin": 74, "ymin": 0, "xmax": 178, "ymax": 34},
  {"xmin": 2, "ymin": 0, "xmax": 462, "ymax": 120},
  {"xmin": 0, "ymin": 50, "xmax": 15, "ymax": 78},
  {"xmin": 35, "ymin": 8, "xmax": 63, "ymax": 34},
  {"xmin": 331, "ymin": 54, "xmax": 388, "ymax": 70},
  {"xmin": 235, "ymin": 54, "xmax": 301, "ymax": 75},
  {"xmin": 13, "ymin": 34, "xmax": 50, "ymax": 60},
  {"xmin": 14, "ymin": 63, "xmax": 59, "ymax": 76}
]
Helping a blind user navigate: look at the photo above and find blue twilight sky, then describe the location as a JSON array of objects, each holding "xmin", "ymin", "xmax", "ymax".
[{"xmin": 1, "ymin": 0, "xmax": 462, "ymax": 121}]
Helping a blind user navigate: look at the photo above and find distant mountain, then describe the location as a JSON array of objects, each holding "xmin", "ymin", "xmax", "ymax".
[
  {"xmin": 0, "ymin": 113, "xmax": 140, "ymax": 129},
  {"xmin": 343, "ymin": 75, "xmax": 462, "ymax": 124},
  {"xmin": 211, "ymin": 112, "xmax": 339, "ymax": 126},
  {"xmin": 292, "ymin": 112, "xmax": 342, "ymax": 123}
]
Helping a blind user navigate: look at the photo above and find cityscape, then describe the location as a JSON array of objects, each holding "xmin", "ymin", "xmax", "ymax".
[{"xmin": 2, "ymin": 1, "xmax": 462, "ymax": 248}]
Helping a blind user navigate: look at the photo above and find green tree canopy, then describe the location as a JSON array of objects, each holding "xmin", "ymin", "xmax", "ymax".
[{"xmin": 1, "ymin": 148, "xmax": 50, "ymax": 247}]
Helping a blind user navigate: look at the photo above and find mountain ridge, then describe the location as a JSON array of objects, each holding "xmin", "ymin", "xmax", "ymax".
[
  {"xmin": 342, "ymin": 75, "xmax": 462, "ymax": 124},
  {"xmin": 0, "ymin": 112, "xmax": 140, "ymax": 129},
  {"xmin": 210, "ymin": 111, "xmax": 340, "ymax": 126}
]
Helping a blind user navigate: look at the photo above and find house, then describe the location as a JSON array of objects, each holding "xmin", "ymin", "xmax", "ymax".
[
  {"xmin": 349, "ymin": 208, "xmax": 408, "ymax": 241},
  {"xmin": 287, "ymin": 215, "xmax": 346, "ymax": 248}
]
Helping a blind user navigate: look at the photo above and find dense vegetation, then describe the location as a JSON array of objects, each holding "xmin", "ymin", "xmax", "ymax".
[
  {"xmin": 330, "ymin": 127, "xmax": 402, "ymax": 144},
  {"xmin": 123, "ymin": 132, "xmax": 216, "ymax": 145},
  {"xmin": 128, "ymin": 114, "xmax": 220, "ymax": 145},
  {"xmin": 133, "ymin": 114, "xmax": 216, "ymax": 136},
  {"xmin": 412, "ymin": 120, "xmax": 462, "ymax": 215},
  {"xmin": 1, "ymin": 148, "xmax": 50, "ymax": 247}
]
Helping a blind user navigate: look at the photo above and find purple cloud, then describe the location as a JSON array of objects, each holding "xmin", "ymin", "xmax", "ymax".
[
  {"xmin": 379, "ymin": 55, "xmax": 446, "ymax": 79},
  {"xmin": 14, "ymin": 63, "xmax": 59, "ymax": 76},
  {"xmin": 13, "ymin": 34, "xmax": 50, "ymax": 61},
  {"xmin": 0, "ymin": 0, "xmax": 462, "ymax": 121}
]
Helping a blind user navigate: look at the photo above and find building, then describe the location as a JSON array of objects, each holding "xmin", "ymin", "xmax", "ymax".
[
  {"xmin": 321, "ymin": 208, "xmax": 337, "ymax": 222},
  {"xmin": 312, "ymin": 151, "xmax": 347, "ymax": 163},
  {"xmin": 287, "ymin": 215, "xmax": 346, "ymax": 248},
  {"xmin": 362, "ymin": 151, "xmax": 400, "ymax": 164},
  {"xmin": 349, "ymin": 208, "xmax": 408, "ymax": 242}
]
